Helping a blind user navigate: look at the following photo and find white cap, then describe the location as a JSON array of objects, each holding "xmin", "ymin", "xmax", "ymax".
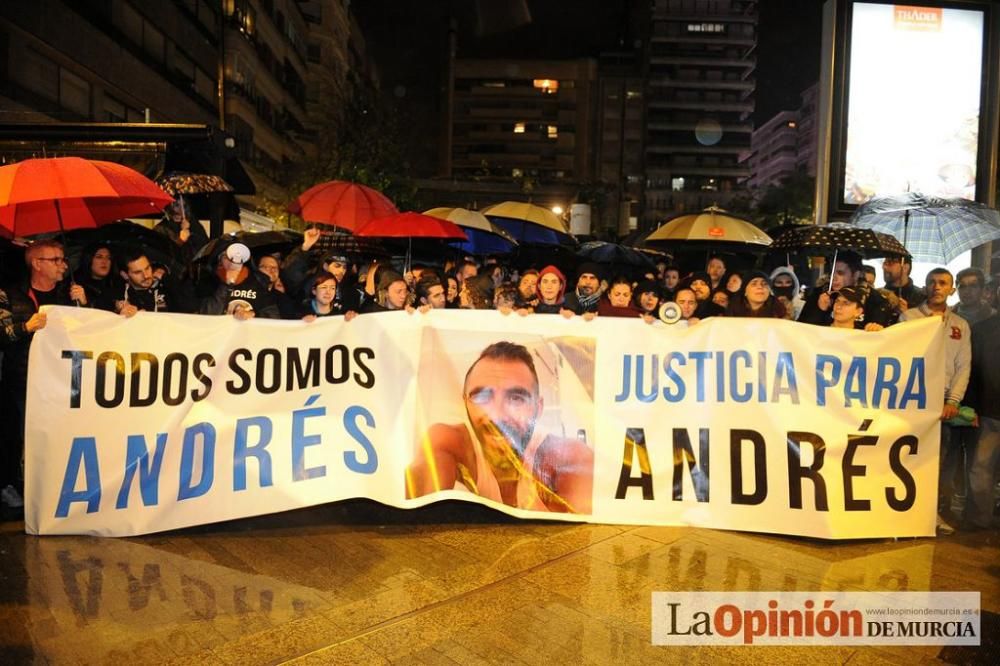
[{"xmin": 225, "ymin": 242, "xmax": 251, "ymax": 264}]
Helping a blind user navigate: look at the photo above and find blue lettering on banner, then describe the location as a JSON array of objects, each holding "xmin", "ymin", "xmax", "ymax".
[
  {"xmin": 56, "ymin": 437, "xmax": 102, "ymax": 517},
  {"xmin": 899, "ymin": 358, "xmax": 926, "ymax": 409},
  {"xmin": 233, "ymin": 416, "xmax": 274, "ymax": 491},
  {"xmin": 292, "ymin": 394, "xmax": 326, "ymax": 481},
  {"xmin": 815, "ymin": 355, "xmax": 841, "ymax": 407},
  {"xmin": 116, "ymin": 433, "xmax": 167, "ymax": 509},
  {"xmin": 178, "ymin": 423, "xmax": 216, "ymax": 500},
  {"xmin": 343, "ymin": 406, "xmax": 377, "ymax": 474}
]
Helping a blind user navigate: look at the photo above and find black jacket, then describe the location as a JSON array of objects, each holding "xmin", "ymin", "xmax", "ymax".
[
  {"xmin": 199, "ymin": 269, "xmax": 280, "ymax": 319},
  {"xmin": 115, "ymin": 275, "xmax": 196, "ymax": 314},
  {"xmin": 797, "ymin": 285, "xmax": 896, "ymax": 328},
  {"xmin": 0, "ymin": 280, "xmax": 76, "ymax": 390},
  {"xmin": 967, "ymin": 314, "xmax": 1000, "ymax": 419}
]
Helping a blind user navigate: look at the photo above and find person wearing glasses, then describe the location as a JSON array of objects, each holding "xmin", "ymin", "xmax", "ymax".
[
  {"xmin": 953, "ymin": 268, "xmax": 995, "ymax": 326},
  {"xmin": 0, "ymin": 240, "xmax": 83, "ymax": 517}
]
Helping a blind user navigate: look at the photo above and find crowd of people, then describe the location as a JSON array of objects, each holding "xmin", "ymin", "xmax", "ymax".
[{"xmin": 1, "ymin": 206, "xmax": 999, "ymax": 534}]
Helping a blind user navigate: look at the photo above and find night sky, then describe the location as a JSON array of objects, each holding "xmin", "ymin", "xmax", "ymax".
[{"xmin": 354, "ymin": 0, "xmax": 824, "ymax": 175}]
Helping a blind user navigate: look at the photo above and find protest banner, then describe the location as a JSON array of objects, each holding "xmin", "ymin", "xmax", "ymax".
[{"xmin": 25, "ymin": 307, "xmax": 944, "ymax": 538}]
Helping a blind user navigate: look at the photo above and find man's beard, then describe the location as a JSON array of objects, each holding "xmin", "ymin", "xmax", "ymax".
[{"xmin": 473, "ymin": 416, "xmax": 535, "ymax": 459}]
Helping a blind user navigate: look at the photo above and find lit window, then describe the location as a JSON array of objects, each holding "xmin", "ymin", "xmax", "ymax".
[
  {"xmin": 547, "ymin": 125, "xmax": 558, "ymax": 138},
  {"xmin": 787, "ymin": 121, "xmax": 797, "ymax": 128},
  {"xmin": 533, "ymin": 79, "xmax": 559, "ymax": 94},
  {"xmin": 626, "ymin": 90, "xmax": 641, "ymax": 100},
  {"xmin": 513, "ymin": 122, "xmax": 525, "ymax": 134},
  {"xmin": 512, "ymin": 168, "xmax": 523, "ymax": 178},
  {"xmin": 483, "ymin": 81, "xmax": 506, "ymax": 88},
  {"xmin": 672, "ymin": 177, "xmax": 685, "ymax": 191}
]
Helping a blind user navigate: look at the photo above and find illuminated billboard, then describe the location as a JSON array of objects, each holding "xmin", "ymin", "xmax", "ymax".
[{"xmin": 842, "ymin": 3, "xmax": 985, "ymax": 204}]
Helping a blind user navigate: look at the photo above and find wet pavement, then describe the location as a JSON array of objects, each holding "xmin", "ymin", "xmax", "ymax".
[{"xmin": 0, "ymin": 500, "xmax": 997, "ymax": 664}]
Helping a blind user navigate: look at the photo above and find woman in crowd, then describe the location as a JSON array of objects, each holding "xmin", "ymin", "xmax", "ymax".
[
  {"xmin": 361, "ymin": 270, "xmax": 409, "ymax": 313},
  {"xmin": 633, "ymin": 280, "xmax": 661, "ymax": 317},
  {"xmin": 459, "ymin": 273, "xmax": 495, "ymax": 309},
  {"xmin": 73, "ymin": 243, "xmax": 119, "ymax": 312},
  {"xmin": 445, "ymin": 274, "xmax": 460, "ymax": 308},
  {"xmin": 598, "ymin": 276, "xmax": 641, "ymax": 318},
  {"xmin": 726, "ymin": 271, "xmax": 789, "ymax": 319}
]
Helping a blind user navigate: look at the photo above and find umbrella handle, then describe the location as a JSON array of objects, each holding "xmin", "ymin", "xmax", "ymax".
[
  {"xmin": 827, "ymin": 248, "xmax": 838, "ymax": 294},
  {"xmin": 53, "ymin": 199, "xmax": 81, "ymax": 307}
]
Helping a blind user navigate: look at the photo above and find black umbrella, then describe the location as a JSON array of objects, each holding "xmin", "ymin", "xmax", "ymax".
[
  {"xmin": 769, "ymin": 223, "xmax": 908, "ymax": 259},
  {"xmin": 193, "ymin": 229, "xmax": 303, "ymax": 263},
  {"xmin": 66, "ymin": 221, "xmax": 186, "ymax": 274}
]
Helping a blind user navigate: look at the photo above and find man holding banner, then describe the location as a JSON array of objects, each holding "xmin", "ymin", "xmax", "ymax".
[{"xmin": 406, "ymin": 341, "xmax": 594, "ymax": 513}]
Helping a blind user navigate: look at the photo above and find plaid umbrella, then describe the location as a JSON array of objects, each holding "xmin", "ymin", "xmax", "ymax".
[
  {"xmin": 769, "ymin": 222, "xmax": 908, "ymax": 259},
  {"xmin": 849, "ymin": 193, "xmax": 1000, "ymax": 263}
]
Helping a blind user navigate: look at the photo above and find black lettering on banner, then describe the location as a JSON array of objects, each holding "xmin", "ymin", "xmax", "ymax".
[
  {"xmin": 286, "ymin": 348, "xmax": 320, "ymax": 389},
  {"xmin": 886, "ymin": 435, "xmax": 918, "ymax": 511},
  {"xmin": 729, "ymin": 429, "xmax": 767, "ymax": 505},
  {"xmin": 62, "ymin": 350, "xmax": 93, "ymax": 409},
  {"xmin": 226, "ymin": 349, "xmax": 253, "ymax": 394},
  {"xmin": 672, "ymin": 428, "xmax": 709, "ymax": 502},
  {"xmin": 843, "ymin": 433, "xmax": 878, "ymax": 511},
  {"xmin": 128, "ymin": 352, "xmax": 159, "ymax": 408},
  {"xmin": 255, "ymin": 348, "xmax": 282, "ymax": 394},
  {"xmin": 162, "ymin": 353, "xmax": 189, "ymax": 406},
  {"xmin": 353, "ymin": 348, "xmax": 376, "ymax": 389},
  {"xmin": 95, "ymin": 351, "xmax": 126, "ymax": 408},
  {"xmin": 786, "ymin": 432, "xmax": 829, "ymax": 511},
  {"xmin": 324, "ymin": 345, "xmax": 350, "ymax": 384},
  {"xmin": 615, "ymin": 428, "xmax": 654, "ymax": 500},
  {"xmin": 191, "ymin": 353, "xmax": 215, "ymax": 402}
]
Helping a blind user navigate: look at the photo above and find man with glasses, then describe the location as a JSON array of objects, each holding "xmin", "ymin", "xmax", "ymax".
[
  {"xmin": 953, "ymin": 267, "xmax": 995, "ymax": 326},
  {"xmin": 0, "ymin": 240, "xmax": 82, "ymax": 516}
]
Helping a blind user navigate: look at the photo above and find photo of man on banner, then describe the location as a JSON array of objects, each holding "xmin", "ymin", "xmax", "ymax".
[{"xmin": 406, "ymin": 332, "xmax": 595, "ymax": 514}]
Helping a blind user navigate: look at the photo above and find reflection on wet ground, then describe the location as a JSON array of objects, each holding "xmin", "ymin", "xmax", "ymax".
[{"xmin": 0, "ymin": 500, "xmax": 997, "ymax": 664}]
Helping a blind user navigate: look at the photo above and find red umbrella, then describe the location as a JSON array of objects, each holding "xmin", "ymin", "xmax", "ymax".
[
  {"xmin": 354, "ymin": 212, "xmax": 466, "ymax": 273},
  {"xmin": 0, "ymin": 157, "xmax": 174, "ymax": 238},
  {"xmin": 287, "ymin": 180, "xmax": 398, "ymax": 232},
  {"xmin": 353, "ymin": 211, "xmax": 468, "ymax": 240}
]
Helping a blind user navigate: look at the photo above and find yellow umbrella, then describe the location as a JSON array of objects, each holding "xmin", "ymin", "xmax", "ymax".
[
  {"xmin": 645, "ymin": 205, "xmax": 772, "ymax": 246},
  {"xmin": 425, "ymin": 207, "xmax": 499, "ymax": 233},
  {"xmin": 423, "ymin": 206, "xmax": 519, "ymax": 251},
  {"xmin": 481, "ymin": 201, "xmax": 567, "ymax": 233}
]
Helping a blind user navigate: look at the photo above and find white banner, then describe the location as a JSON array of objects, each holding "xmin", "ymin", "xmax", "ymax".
[{"xmin": 25, "ymin": 308, "xmax": 945, "ymax": 538}]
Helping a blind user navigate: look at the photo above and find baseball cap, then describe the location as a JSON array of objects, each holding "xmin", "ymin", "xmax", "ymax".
[
  {"xmin": 324, "ymin": 254, "xmax": 348, "ymax": 265},
  {"xmin": 832, "ymin": 286, "xmax": 864, "ymax": 305},
  {"xmin": 225, "ymin": 242, "xmax": 251, "ymax": 265}
]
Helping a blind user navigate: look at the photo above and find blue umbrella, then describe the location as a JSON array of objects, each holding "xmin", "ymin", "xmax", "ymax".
[
  {"xmin": 450, "ymin": 226, "xmax": 517, "ymax": 255},
  {"xmin": 850, "ymin": 193, "xmax": 1000, "ymax": 263}
]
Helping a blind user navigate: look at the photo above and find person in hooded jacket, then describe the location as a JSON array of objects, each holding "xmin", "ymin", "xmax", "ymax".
[
  {"xmin": 532, "ymin": 265, "xmax": 567, "ymax": 314},
  {"xmin": 154, "ymin": 199, "xmax": 208, "ymax": 263},
  {"xmin": 769, "ymin": 266, "xmax": 804, "ymax": 320}
]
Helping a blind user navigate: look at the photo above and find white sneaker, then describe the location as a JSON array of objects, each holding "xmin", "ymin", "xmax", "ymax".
[
  {"xmin": 936, "ymin": 513, "xmax": 956, "ymax": 535},
  {"xmin": 1, "ymin": 485, "xmax": 23, "ymax": 509}
]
